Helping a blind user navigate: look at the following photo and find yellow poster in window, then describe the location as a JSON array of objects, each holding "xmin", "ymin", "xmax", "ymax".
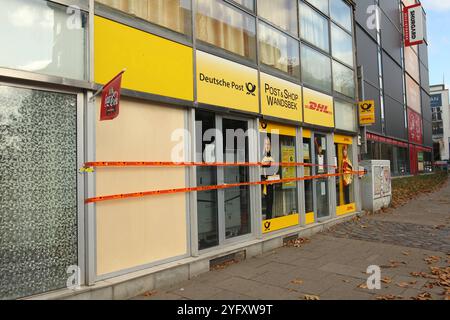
[
  {"xmin": 303, "ymin": 88, "xmax": 334, "ymax": 128},
  {"xmin": 260, "ymin": 73, "xmax": 302, "ymax": 122},
  {"xmin": 196, "ymin": 51, "xmax": 259, "ymax": 113},
  {"xmin": 281, "ymin": 145, "xmax": 296, "ymax": 189}
]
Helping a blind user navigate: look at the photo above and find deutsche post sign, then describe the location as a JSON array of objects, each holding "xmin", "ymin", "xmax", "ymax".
[
  {"xmin": 196, "ymin": 51, "xmax": 259, "ymax": 113},
  {"xmin": 359, "ymin": 100, "xmax": 376, "ymax": 126}
]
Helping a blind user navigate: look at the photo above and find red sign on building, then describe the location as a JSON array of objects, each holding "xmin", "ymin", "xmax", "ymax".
[{"xmin": 408, "ymin": 108, "xmax": 423, "ymax": 144}]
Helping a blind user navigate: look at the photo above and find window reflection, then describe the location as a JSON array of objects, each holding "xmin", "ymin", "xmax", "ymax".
[
  {"xmin": 196, "ymin": 0, "xmax": 257, "ymax": 60},
  {"xmin": 0, "ymin": 0, "xmax": 87, "ymax": 80},
  {"xmin": 331, "ymin": 23, "xmax": 353, "ymax": 66},
  {"xmin": 259, "ymin": 22, "xmax": 300, "ymax": 77},
  {"xmin": 301, "ymin": 45, "xmax": 332, "ymax": 92},
  {"xmin": 258, "ymin": 0, "xmax": 298, "ymax": 36},
  {"xmin": 299, "ymin": 1, "xmax": 329, "ymax": 52}
]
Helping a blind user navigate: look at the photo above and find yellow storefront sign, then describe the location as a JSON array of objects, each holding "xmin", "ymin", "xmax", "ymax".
[
  {"xmin": 196, "ymin": 51, "xmax": 259, "ymax": 113},
  {"xmin": 260, "ymin": 73, "xmax": 302, "ymax": 122},
  {"xmin": 259, "ymin": 121, "xmax": 296, "ymax": 137},
  {"xmin": 303, "ymin": 88, "xmax": 334, "ymax": 128},
  {"xmin": 359, "ymin": 100, "xmax": 376, "ymax": 125},
  {"xmin": 334, "ymin": 134, "xmax": 354, "ymax": 145},
  {"xmin": 262, "ymin": 214, "xmax": 300, "ymax": 234},
  {"xmin": 94, "ymin": 16, "xmax": 193, "ymax": 102}
]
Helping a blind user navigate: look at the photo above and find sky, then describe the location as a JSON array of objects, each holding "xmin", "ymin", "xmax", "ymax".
[{"xmin": 422, "ymin": 0, "xmax": 450, "ymax": 88}]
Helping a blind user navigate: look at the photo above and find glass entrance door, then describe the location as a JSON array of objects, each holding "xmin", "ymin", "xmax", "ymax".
[
  {"xmin": 195, "ymin": 111, "xmax": 252, "ymax": 251},
  {"xmin": 313, "ymin": 133, "xmax": 330, "ymax": 219},
  {"xmin": 222, "ymin": 118, "xmax": 251, "ymax": 240}
]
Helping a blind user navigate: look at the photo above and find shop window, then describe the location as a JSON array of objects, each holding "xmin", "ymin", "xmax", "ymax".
[
  {"xmin": 97, "ymin": 0, "xmax": 192, "ymax": 35},
  {"xmin": 301, "ymin": 45, "xmax": 332, "ymax": 92},
  {"xmin": 315, "ymin": 134, "xmax": 330, "ymax": 219},
  {"xmin": 418, "ymin": 152, "xmax": 425, "ymax": 173},
  {"xmin": 331, "ymin": 23, "xmax": 353, "ymax": 66},
  {"xmin": 0, "ymin": 85, "xmax": 78, "ymax": 299},
  {"xmin": 299, "ymin": 2, "xmax": 330, "ymax": 52},
  {"xmin": 305, "ymin": 0, "xmax": 329, "ymax": 15},
  {"xmin": 303, "ymin": 133, "xmax": 314, "ymax": 220},
  {"xmin": 392, "ymin": 146, "xmax": 409, "ymax": 176},
  {"xmin": 330, "ymin": 0, "xmax": 352, "ymax": 32},
  {"xmin": 257, "ymin": 0, "xmax": 298, "ymax": 36},
  {"xmin": 0, "ymin": 0, "xmax": 88, "ymax": 80},
  {"xmin": 259, "ymin": 22, "xmax": 300, "ymax": 78},
  {"xmin": 260, "ymin": 123, "xmax": 299, "ymax": 232},
  {"xmin": 335, "ymin": 100, "xmax": 357, "ymax": 132},
  {"xmin": 424, "ymin": 152, "xmax": 433, "ymax": 173},
  {"xmin": 196, "ymin": 0, "xmax": 257, "ymax": 60},
  {"xmin": 195, "ymin": 111, "xmax": 219, "ymax": 250},
  {"xmin": 223, "ymin": 118, "xmax": 251, "ymax": 239},
  {"xmin": 333, "ymin": 60, "xmax": 355, "ymax": 98},
  {"xmin": 335, "ymin": 139, "xmax": 355, "ymax": 213},
  {"xmin": 380, "ymin": 144, "xmax": 394, "ymax": 172}
]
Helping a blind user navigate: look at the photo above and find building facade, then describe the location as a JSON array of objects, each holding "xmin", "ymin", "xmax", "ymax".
[
  {"xmin": 430, "ymin": 84, "xmax": 450, "ymax": 162},
  {"xmin": 355, "ymin": 0, "xmax": 432, "ymax": 175},
  {"xmin": 0, "ymin": 0, "xmax": 428, "ymax": 300}
]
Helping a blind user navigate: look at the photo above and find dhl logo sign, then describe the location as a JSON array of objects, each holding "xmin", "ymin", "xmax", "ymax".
[
  {"xmin": 305, "ymin": 101, "xmax": 333, "ymax": 115},
  {"xmin": 303, "ymin": 88, "xmax": 334, "ymax": 128}
]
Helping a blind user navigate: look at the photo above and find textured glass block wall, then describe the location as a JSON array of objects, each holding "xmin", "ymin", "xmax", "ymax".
[{"xmin": 0, "ymin": 86, "xmax": 78, "ymax": 299}]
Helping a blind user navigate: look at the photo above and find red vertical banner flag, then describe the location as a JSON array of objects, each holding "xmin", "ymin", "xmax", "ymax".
[
  {"xmin": 100, "ymin": 70, "xmax": 125, "ymax": 121},
  {"xmin": 403, "ymin": 4, "xmax": 424, "ymax": 47}
]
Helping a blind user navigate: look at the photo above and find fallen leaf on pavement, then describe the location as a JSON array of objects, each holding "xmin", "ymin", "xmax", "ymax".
[
  {"xmin": 397, "ymin": 282, "xmax": 411, "ymax": 288},
  {"xmin": 291, "ymin": 279, "xmax": 304, "ymax": 285},
  {"xmin": 304, "ymin": 294, "xmax": 320, "ymax": 300},
  {"xmin": 381, "ymin": 277, "xmax": 393, "ymax": 284},
  {"xmin": 143, "ymin": 291, "xmax": 157, "ymax": 297},
  {"xmin": 412, "ymin": 292, "xmax": 432, "ymax": 301},
  {"xmin": 424, "ymin": 256, "xmax": 441, "ymax": 265},
  {"xmin": 358, "ymin": 283, "xmax": 368, "ymax": 289},
  {"xmin": 376, "ymin": 294, "xmax": 403, "ymax": 300}
]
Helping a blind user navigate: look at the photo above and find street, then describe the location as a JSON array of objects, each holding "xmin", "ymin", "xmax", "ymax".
[{"xmin": 134, "ymin": 178, "xmax": 450, "ymax": 300}]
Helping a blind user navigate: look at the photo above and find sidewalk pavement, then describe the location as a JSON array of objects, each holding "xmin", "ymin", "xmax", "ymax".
[{"xmin": 133, "ymin": 179, "xmax": 450, "ymax": 300}]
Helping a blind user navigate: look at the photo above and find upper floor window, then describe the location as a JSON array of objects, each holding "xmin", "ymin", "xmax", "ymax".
[
  {"xmin": 0, "ymin": 0, "xmax": 88, "ymax": 80},
  {"xmin": 259, "ymin": 22, "xmax": 300, "ymax": 77},
  {"xmin": 331, "ymin": 23, "xmax": 353, "ymax": 66},
  {"xmin": 301, "ymin": 45, "xmax": 332, "ymax": 92},
  {"xmin": 97, "ymin": 0, "xmax": 193, "ymax": 36},
  {"xmin": 305, "ymin": 0, "xmax": 329, "ymax": 15},
  {"xmin": 330, "ymin": 0, "xmax": 352, "ymax": 32},
  {"xmin": 299, "ymin": 2, "xmax": 329, "ymax": 52},
  {"xmin": 196, "ymin": 0, "xmax": 256, "ymax": 60},
  {"xmin": 257, "ymin": 0, "xmax": 298, "ymax": 36}
]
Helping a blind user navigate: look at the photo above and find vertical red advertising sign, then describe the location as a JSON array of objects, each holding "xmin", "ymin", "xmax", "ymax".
[
  {"xmin": 403, "ymin": 4, "xmax": 424, "ymax": 47},
  {"xmin": 408, "ymin": 109, "xmax": 423, "ymax": 144},
  {"xmin": 100, "ymin": 70, "xmax": 125, "ymax": 121}
]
